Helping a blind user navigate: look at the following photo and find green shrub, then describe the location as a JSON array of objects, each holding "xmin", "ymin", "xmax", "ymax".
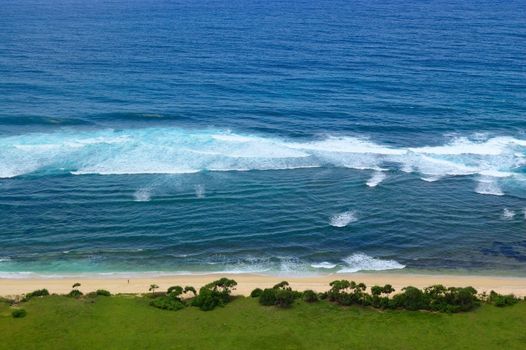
[
  {"xmin": 259, "ymin": 288, "xmax": 277, "ymax": 306},
  {"xmin": 191, "ymin": 278, "xmax": 237, "ymax": 311},
  {"xmin": 303, "ymin": 290, "xmax": 318, "ymax": 303},
  {"xmin": 488, "ymin": 291, "xmax": 519, "ymax": 307},
  {"xmin": 250, "ymin": 288, "xmax": 263, "ymax": 298},
  {"xmin": 258, "ymin": 281, "xmax": 300, "ymax": 308},
  {"xmin": 391, "ymin": 286, "xmax": 427, "ymax": 311},
  {"xmin": 150, "ymin": 296, "xmax": 186, "ymax": 311},
  {"xmin": 96, "ymin": 289, "xmax": 111, "ymax": 297},
  {"xmin": 150, "ymin": 285, "xmax": 197, "ymax": 311},
  {"xmin": 11, "ymin": 309, "xmax": 27, "ymax": 318},
  {"xmin": 274, "ymin": 289, "xmax": 295, "ymax": 308},
  {"xmin": 23, "ymin": 289, "xmax": 50, "ymax": 301},
  {"xmin": 68, "ymin": 289, "xmax": 83, "ymax": 298},
  {"xmin": 183, "ymin": 286, "xmax": 197, "ymax": 296},
  {"xmin": 273, "ymin": 281, "xmax": 291, "ymax": 290},
  {"xmin": 327, "ymin": 280, "xmax": 369, "ymax": 306},
  {"xmin": 167, "ymin": 286, "xmax": 183, "ymax": 295},
  {"xmin": 191, "ymin": 288, "xmax": 222, "ymax": 311}
]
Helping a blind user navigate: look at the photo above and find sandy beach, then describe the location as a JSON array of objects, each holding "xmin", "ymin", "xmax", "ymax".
[{"xmin": 1, "ymin": 273, "xmax": 526, "ymax": 297}]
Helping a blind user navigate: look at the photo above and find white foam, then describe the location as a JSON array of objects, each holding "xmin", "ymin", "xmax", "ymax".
[
  {"xmin": 329, "ymin": 211, "xmax": 358, "ymax": 227},
  {"xmin": 1, "ymin": 127, "xmax": 525, "ymax": 199},
  {"xmin": 421, "ymin": 176, "xmax": 442, "ymax": 182},
  {"xmin": 338, "ymin": 253, "xmax": 405, "ymax": 273},
  {"xmin": 475, "ymin": 176, "xmax": 504, "ymax": 196},
  {"xmin": 195, "ymin": 184, "xmax": 205, "ymax": 198},
  {"xmin": 408, "ymin": 136, "xmax": 524, "ymax": 156},
  {"xmin": 311, "ymin": 262, "xmax": 337, "ymax": 269},
  {"xmin": 501, "ymin": 208, "xmax": 516, "ymax": 220},
  {"xmin": 366, "ymin": 171, "xmax": 387, "ymax": 187},
  {"xmin": 133, "ymin": 188, "xmax": 151, "ymax": 202}
]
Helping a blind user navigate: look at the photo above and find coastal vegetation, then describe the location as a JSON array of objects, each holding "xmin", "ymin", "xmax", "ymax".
[
  {"xmin": 1, "ymin": 286, "xmax": 525, "ymax": 349},
  {"xmin": 6, "ymin": 278, "xmax": 522, "ymax": 316}
]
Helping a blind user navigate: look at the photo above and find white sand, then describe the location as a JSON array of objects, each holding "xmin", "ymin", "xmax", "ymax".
[{"xmin": 1, "ymin": 273, "xmax": 525, "ymax": 297}]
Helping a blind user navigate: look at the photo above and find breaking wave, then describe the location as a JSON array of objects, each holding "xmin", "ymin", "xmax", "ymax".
[
  {"xmin": 1, "ymin": 127, "xmax": 525, "ymax": 196},
  {"xmin": 501, "ymin": 208, "xmax": 516, "ymax": 220},
  {"xmin": 133, "ymin": 188, "xmax": 152, "ymax": 202},
  {"xmin": 310, "ymin": 262, "xmax": 337, "ymax": 269},
  {"xmin": 366, "ymin": 171, "xmax": 387, "ymax": 187},
  {"xmin": 329, "ymin": 211, "xmax": 358, "ymax": 227},
  {"xmin": 338, "ymin": 253, "xmax": 405, "ymax": 273}
]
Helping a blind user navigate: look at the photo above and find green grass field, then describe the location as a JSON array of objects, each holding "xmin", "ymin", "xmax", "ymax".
[{"xmin": 1, "ymin": 295, "xmax": 525, "ymax": 350}]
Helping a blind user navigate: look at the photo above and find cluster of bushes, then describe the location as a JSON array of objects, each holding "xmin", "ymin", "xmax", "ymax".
[
  {"xmin": 22, "ymin": 288, "xmax": 49, "ymax": 302},
  {"xmin": 254, "ymin": 281, "xmax": 320, "ymax": 308},
  {"xmin": 250, "ymin": 280, "xmax": 520, "ymax": 313},
  {"xmin": 323, "ymin": 280, "xmax": 481, "ymax": 313},
  {"xmin": 483, "ymin": 290, "xmax": 520, "ymax": 307},
  {"xmin": 19, "ymin": 284, "xmax": 111, "ymax": 302},
  {"xmin": 150, "ymin": 285, "xmax": 196, "ymax": 311},
  {"xmin": 150, "ymin": 277, "xmax": 237, "ymax": 312},
  {"xmin": 255, "ymin": 281, "xmax": 307, "ymax": 308},
  {"xmin": 9, "ymin": 278, "xmax": 524, "ymax": 317}
]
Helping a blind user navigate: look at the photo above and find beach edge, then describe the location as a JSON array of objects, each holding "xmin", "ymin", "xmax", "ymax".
[{"xmin": 2, "ymin": 273, "xmax": 526, "ymax": 297}]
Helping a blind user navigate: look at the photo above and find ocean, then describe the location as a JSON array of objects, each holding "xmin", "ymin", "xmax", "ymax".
[{"xmin": 1, "ymin": 0, "xmax": 525, "ymax": 277}]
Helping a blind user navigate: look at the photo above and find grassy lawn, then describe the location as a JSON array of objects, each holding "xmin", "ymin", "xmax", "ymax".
[{"xmin": 1, "ymin": 296, "xmax": 525, "ymax": 350}]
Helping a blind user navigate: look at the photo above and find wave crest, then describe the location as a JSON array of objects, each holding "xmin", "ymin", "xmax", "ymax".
[
  {"xmin": 337, "ymin": 253, "xmax": 405, "ymax": 273},
  {"xmin": 330, "ymin": 211, "xmax": 358, "ymax": 227},
  {"xmin": 1, "ymin": 128, "xmax": 525, "ymax": 197}
]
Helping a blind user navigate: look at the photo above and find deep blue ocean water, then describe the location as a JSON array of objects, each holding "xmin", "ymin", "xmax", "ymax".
[{"xmin": 1, "ymin": 0, "xmax": 526, "ymax": 277}]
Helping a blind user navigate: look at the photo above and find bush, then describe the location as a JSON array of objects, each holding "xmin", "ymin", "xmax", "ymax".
[
  {"xmin": 191, "ymin": 288, "xmax": 222, "ymax": 311},
  {"xmin": 167, "ymin": 286, "xmax": 183, "ymax": 295},
  {"xmin": 11, "ymin": 309, "xmax": 27, "ymax": 318},
  {"xmin": 68, "ymin": 289, "xmax": 83, "ymax": 298},
  {"xmin": 488, "ymin": 291, "xmax": 519, "ymax": 307},
  {"xmin": 191, "ymin": 278, "xmax": 237, "ymax": 311},
  {"xmin": 259, "ymin": 288, "xmax": 277, "ymax": 306},
  {"xmin": 258, "ymin": 281, "xmax": 300, "ymax": 308},
  {"xmin": 327, "ymin": 280, "xmax": 369, "ymax": 306},
  {"xmin": 150, "ymin": 296, "xmax": 186, "ymax": 311},
  {"xmin": 250, "ymin": 288, "xmax": 263, "ymax": 298},
  {"xmin": 150, "ymin": 285, "xmax": 197, "ymax": 311},
  {"xmin": 274, "ymin": 289, "xmax": 295, "ymax": 308},
  {"xmin": 303, "ymin": 290, "xmax": 318, "ymax": 303},
  {"xmin": 391, "ymin": 286, "xmax": 427, "ymax": 311},
  {"xmin": 23, "ymin": 289, "xmax": 50, "ymax": 301},
  {"xmin": 96, "ymin": 289, "xmax": 111, "ymax": 297}
]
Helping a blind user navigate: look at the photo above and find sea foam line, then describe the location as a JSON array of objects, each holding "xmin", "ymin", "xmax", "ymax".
[
  {"xmin": 1, "ymin": 128, "xmax": 525, "ymax": 197},
  {"xmin": 337, "ymin": 253, "xmax": 405, "ymax": 273}
]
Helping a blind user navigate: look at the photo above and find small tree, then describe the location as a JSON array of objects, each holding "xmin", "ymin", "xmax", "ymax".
[
  {"xmin": 167, "ymin": 286, "xmax": 183, "ymax": 296},
  {"xmin": 371, "ymin": 285, "xmax": 383, "ymax": 297},
  {"xmin": 191, "ymin": 278, "xmax": 238, "ymax": 311},
  {"xmin": 68, "ymin": 282, "xmax": 83, "ymax": 298},
  {"xmin": 149, "ymin": 284, "xmax": 159, "ymax": 295},
  {"xmin": 273, "ymin": 281, "xmax": 291, "ymax": 290},
  {"xmin": 382, "ymin": 284, "xmax": 395, "ymax": 295},
  {"xmin": 184, "ymin": 286, "xmax": 197, "ymax": 297}
]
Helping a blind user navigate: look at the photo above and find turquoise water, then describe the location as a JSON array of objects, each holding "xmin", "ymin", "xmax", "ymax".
[{"xmin": 1, "ymin": 0, "xmax": 526, "ymax": 276}]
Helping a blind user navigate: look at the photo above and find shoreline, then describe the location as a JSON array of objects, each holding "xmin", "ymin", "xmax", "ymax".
[{"xmin": 1, "ymin": 272, "xmax": 526, "ymax": 297}]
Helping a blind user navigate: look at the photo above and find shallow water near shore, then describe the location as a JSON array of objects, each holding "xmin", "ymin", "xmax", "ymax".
[{"xmin": 1, "ymin": 0, "xmax": 526, "ymax": 277}]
